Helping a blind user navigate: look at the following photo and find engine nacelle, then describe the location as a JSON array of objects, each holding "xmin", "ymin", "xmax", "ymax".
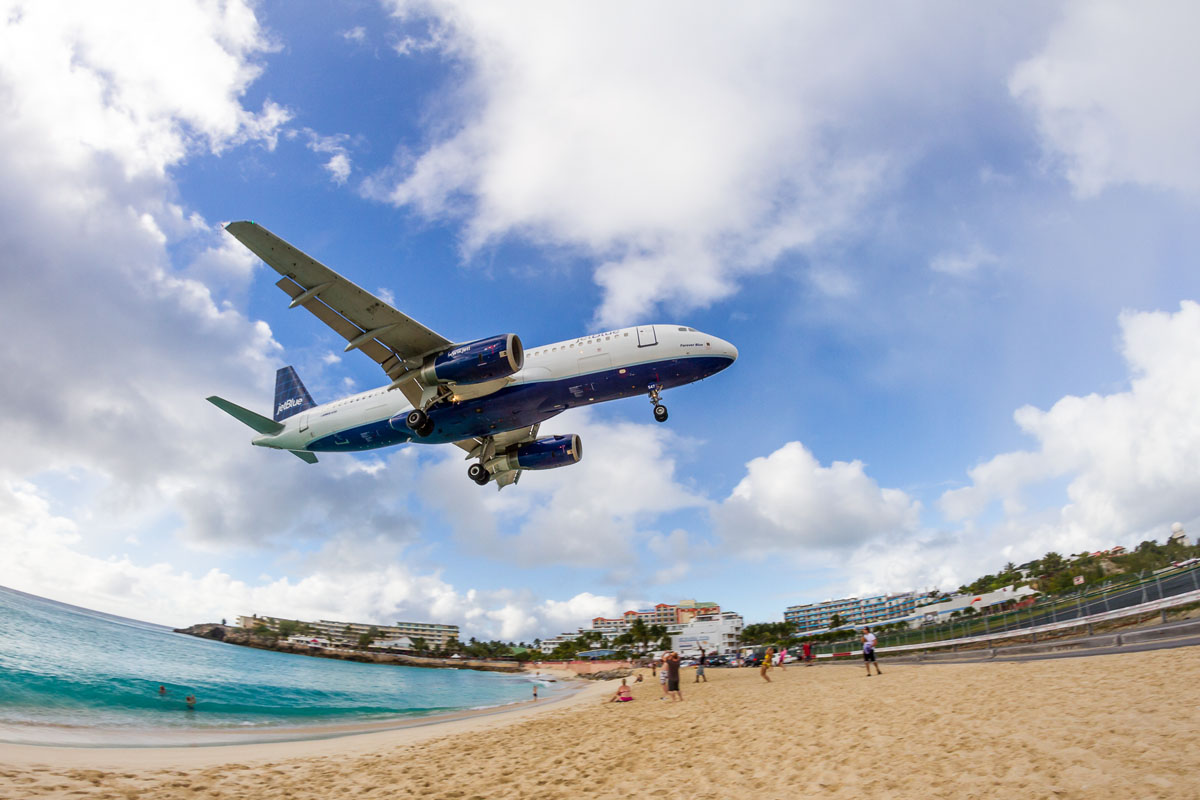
[
  {"xmin": 489, "ymin": 434, "xmax": 582, "ymax": 473},
  {"xmin": 419, "ymin": 334, "xmax": 523, "ymax": 386}
]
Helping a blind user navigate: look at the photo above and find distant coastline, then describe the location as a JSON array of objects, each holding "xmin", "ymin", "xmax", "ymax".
[{"xmin": 173, "ymin": 623, "xmax": 525, "ymax": 673}]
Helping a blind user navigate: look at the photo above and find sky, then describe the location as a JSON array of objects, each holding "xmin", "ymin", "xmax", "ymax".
[{"xmin": 3, "ymin": 0, "xmax": 1200, "ymax": 641}]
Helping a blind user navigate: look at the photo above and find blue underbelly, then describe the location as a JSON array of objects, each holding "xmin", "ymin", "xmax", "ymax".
[{"xmin": 307, "ymin": 355, "xmax": 732, "ymax": 452}]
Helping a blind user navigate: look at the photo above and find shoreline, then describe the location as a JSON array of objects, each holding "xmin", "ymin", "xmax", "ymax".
[
  {"xmin": 0, "ymin": 673, "xmax": 608, "ymax": 770},
  {"xmin": 3, "ymin": 649, "xmax": 1198, "ymax": 798}
]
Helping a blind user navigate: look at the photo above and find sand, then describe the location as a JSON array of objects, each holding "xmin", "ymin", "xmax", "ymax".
[{"xmin": 3, "ymin": 647, "xmax": 1199, "ymax": 799}]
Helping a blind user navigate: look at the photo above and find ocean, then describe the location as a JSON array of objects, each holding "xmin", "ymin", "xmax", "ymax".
[{"xmin": 0, "ymin": 586, "xmax": 551, "ymax": 746}]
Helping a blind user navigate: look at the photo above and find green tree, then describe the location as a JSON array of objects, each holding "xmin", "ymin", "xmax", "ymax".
[
  {"xmin": 628, "ymin": 618, "xmax": 651, "ymax": 653},
  {"xmin": 828, "ymin": 613, "xmax": 845, "ymax": 630},
  {"xmin": 410, "ymin": 636, "xmax": 429, "ymax": 655},
  {"xmin": 357, "ymin": 626, "xmax": 380, "ymax": 648}
]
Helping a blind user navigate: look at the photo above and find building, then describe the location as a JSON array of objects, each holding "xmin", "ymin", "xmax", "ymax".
[
  {"xmin": 1169, "ymin": 523, "xmax": 1190, "ymax": 547},
  {"xmin": 784, "ymin": 592, "xmax": 919, "ymax": 633},
  {"xmin": 915, "ymin": 585, "xmax": 1038, "ymax": 624},
  {"xmin": 670, "ymin": 612, "xmax": 743, "ymax": 654},
  {"xmin": 237, "ymin": 615, "xmax": 459, "ymax": 650},
  {"xmin": 591, "ymin": 600, "xmax": 721, "ymax": 637}
]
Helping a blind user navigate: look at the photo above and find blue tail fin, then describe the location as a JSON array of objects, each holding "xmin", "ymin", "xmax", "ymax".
[{"xmin": 273, "ymin": 366, "xmax": 316, "ymax": 422}]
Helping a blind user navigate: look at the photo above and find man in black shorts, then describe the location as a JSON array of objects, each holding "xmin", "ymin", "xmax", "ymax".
[
  {"xmin": 862, "ymin": 627, "xmax": 882, "ymax": 676},
  {"xmin": 664, "ymin": 651, "xmax": 683, "ymax": 701}
]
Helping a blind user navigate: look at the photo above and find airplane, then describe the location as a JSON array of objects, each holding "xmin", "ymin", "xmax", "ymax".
[{"xmin": 208, "ymin": 221, "xmax": 738, "ymax": 488}]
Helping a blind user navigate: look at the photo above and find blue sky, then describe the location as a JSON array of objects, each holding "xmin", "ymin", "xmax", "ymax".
[{"xmin": 2, "ymin": 1, "xmax": 1200, "ymax": 640}]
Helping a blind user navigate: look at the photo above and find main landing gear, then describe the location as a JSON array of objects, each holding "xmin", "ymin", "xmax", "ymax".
[
  {"xmin": 467, "ymin": 463, "xmax": 489, "ymax": 486},
  {"xmin": 648, "ymin": 384, "xmax": 668, "ymax": 423},
  {"xmin": 405, "ymin": 409, "xmax": 434, "ymax": 438}
]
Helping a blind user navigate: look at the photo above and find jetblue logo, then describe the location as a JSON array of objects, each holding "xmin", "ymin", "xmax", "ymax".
[{"xmin": 277, "ymin": 397, "xmax": 305, "ymax": 415}]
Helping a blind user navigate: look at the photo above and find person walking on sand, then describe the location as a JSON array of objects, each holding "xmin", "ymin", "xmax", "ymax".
[
  {"xmin": 803, "ymin": 639, "xmax": 813, "ymax": 666},
  {"xmin": 760, "ymin": 647, "xmax": 774, "ymax": 682},
  {"xmin": 664, "ymin": 651, "xmax": 683, "ymax": 701},
  {"xmin": 862, "ymin": 627, "xmax": 882, "ymax": 676},
  {"xmin": 778, "ymin": 647, "xmax": 788, "ymax": 671},
  {"xmin": 695, "ymin": 648, "xmax": 708, "ymax": 683}
]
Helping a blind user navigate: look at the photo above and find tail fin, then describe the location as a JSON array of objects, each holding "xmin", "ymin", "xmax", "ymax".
[{"xmin": 273, "ymin": 366, "xmax": 316, "ymax": 422}]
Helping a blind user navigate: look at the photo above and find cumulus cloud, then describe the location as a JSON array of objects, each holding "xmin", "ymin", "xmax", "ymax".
[
  {"xmin": 714, "ymin": 441, "xmax": 921, "ymax": 556},
  {"xmin": 375, "ymin": 2, "xmax": 1034, "ymax": 326},
  {"xmin": 1010, "ymin": 1, "xmax": 1200, "ymax": 196},
  {"xmin": 422, "ymin": 410, "xmax": 707, "ymax": 569},
  {"xmin": 940, "ymin": 300, "xmax": 1200, "ymax": 554},
  {"xmin": 0, "ymin": 478, "xmax": 637, "ymax": 640}
]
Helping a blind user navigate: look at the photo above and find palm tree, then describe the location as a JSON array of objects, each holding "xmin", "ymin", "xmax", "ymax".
[
  {"xmin": 627, "ymin": 618, "xmax": 649, "ymax": 653},
  {"xmin": 648, "ymin": 624, "xmax": 668, "ymax": 652}
]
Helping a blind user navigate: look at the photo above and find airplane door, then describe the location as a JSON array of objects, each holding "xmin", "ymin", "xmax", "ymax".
[
  {"xmin": 298, "ymin": 414, "xmax": 309, "ymax": 432},
  {"xmin": 636, "ymin": 325, "xmax": 658, "ymax": 347}
]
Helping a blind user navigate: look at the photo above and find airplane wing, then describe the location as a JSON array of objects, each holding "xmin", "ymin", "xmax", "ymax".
[{"xmin": 225, "ymin": 221, "xmax": 453, "ymax": 406}]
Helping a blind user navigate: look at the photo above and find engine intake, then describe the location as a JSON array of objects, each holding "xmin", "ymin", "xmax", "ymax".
[
  {"xmin": 420, "ymin": 334, "xmax": 524, "ymax": 386},
  {"xmin": 489, "ymin": 434, "xmax": 582, "ymax": 473}
]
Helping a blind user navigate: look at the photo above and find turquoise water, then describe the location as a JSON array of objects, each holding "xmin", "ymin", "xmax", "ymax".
[{"xmin": 0, "ymin": 586, "xmax": 549, "ymax": 746}]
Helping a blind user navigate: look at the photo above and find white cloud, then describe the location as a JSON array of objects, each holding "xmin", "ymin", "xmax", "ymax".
[
  {"xmin": 304, "ymin": 129, "xmax": 353, "ymax": 184},
  {"xmin": 940, "ymin": 300, "xmax": 1200, "ymax": 554},
  {"xmin": 1010, "ymin": 1, "xmax": 1200, "ymax": 196},
  {"xmin": 376, "ymin": 2, "xmax": 1031, "ymax": 326},
  {"xmin": 714, "ymin": 441, "xmax": 921, "ymax": 556},
  {"xmin": 930, "ymin": 243, "xmax": 999, "ymax": 277},
  {"xmin": 422, "ymin": 410, "xmax": 707, "ymax": 569},
  {"xmin": 0, "ymin": 478, "xmax": 636, "ymax": 640},
  {"xmin": 343, "ymin": 26, "xmax": 366, "ymax": 43}
]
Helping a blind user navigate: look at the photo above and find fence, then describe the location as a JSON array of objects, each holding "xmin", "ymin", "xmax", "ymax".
[{"xmin": 814, "ymin": 563, "xmax": 1200, "ymax": 659}]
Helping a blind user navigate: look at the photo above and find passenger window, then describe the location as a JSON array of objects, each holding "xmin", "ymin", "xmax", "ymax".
[{"xmin": 678, "ymin": 327, "xmax": 687, "ymax": 331}]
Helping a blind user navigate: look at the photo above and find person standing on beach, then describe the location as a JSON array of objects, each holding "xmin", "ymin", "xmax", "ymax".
[
  {"xmin": 803, "ymin": 640, "xmax": 813, "ymax": 665},
  {"xmin": 664, "ymin": 651, "xmax": 683, "ymax": 701},
  {"xmin": 695, "ymin": 648, "xmax": 707, "ymax": 683},
  {"xmin": 533, "ymin": 684, "xmax": 538, "ymax": 701},
  {"xmin": 862, "ymin": 627, "xmax": 882, "ymax": 676},
  {"xmin": 760, "ymin": 647, "xmax": 773, "ymax": 682},
  {"xmin": 778, "ymin": 647, "xmax": 788, "ymax": 671},
  {"xmin": 658, "ymin": 659, "xmax": 669, "ymax": 699}
]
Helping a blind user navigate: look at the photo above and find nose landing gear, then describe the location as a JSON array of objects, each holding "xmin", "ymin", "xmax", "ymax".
[{"xmin": 648, "ymin": 384, "xmax": 668, "ymax": 423}]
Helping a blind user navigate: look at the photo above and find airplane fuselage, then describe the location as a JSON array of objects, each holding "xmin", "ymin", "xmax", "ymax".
[{"xmin": 253, "ymin": 324, "xmax": 736, "ymax": 454}]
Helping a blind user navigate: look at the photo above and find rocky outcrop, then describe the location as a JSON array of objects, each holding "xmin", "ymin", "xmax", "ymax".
[
  {"xmin": 172, "ymin": 624, "xmax": 523, "ymax": 673},
  {"xmin": 577, "ymin": 668, "xmax": 633, "ymax": 681}
]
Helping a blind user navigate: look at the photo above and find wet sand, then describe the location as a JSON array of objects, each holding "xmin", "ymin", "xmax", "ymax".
[{"xmin": 2, "ymin": 647, "xmax": 1198, "ymax": 798}]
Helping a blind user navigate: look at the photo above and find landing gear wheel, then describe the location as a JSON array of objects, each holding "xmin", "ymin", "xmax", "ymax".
[
  {"xmin": 407, "ymin": 409, "xmax": 433, "ymax": 437},
  {"xmin": 653, "ymin": 404, "xmax": 669, "ymax": 423},
  {"xmin": 468, "ymin": 463, "xmax": 489, "ymax": 485}
]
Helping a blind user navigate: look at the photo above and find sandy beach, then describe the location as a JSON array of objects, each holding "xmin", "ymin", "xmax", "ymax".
[{"xmin": 3, "ymin": 647, "xmax": 1199, "ymax": 799}]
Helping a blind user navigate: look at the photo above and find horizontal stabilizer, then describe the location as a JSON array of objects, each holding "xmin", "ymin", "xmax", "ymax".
[
  {"xmin": 290, "ymin": 450, "xmax": 319, "ymax": 464},
  {"xmin": 206, "ymin": 396, "xmax": 284, "ymax": 435}
]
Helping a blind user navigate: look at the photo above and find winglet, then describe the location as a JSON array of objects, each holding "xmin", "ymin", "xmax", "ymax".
[{"xmin": 207, "ymin": 396, "xmax": 284, "ymax": 435}]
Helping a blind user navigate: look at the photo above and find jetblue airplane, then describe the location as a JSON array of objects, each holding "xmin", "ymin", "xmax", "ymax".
[{"xmin": 208, "ymin": 222, "xmax": 738, "ymax": 488}]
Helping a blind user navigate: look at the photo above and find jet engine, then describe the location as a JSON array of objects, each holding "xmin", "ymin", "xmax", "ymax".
[
  {"xmin": 419, "ymin": 334, "xmax": 523, "ymax": 385},
  {"xmin": 489, "ymin": 434, "xmax": 582, "ymax": 473}
]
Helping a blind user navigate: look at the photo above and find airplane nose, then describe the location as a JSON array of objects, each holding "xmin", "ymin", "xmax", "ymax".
[{"xmin": 718, "ymin": 337, "xmax": 738, "ymax": 362}]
